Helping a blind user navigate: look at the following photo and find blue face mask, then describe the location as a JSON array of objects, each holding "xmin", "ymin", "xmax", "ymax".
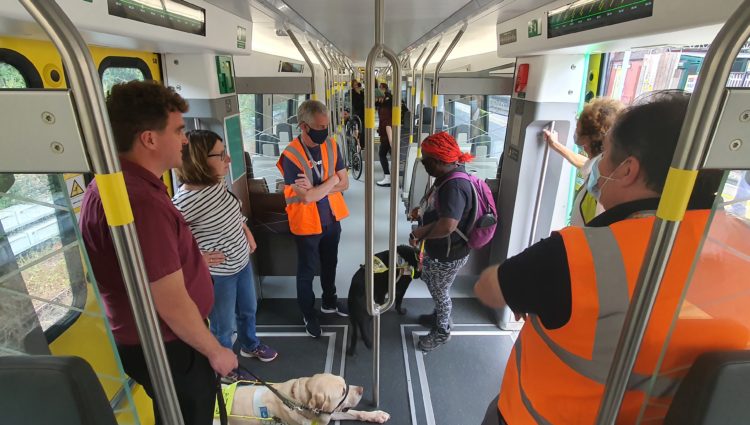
[
  {"xmin": 586, "ymin": 156, "xmax": 603, "ymax": 200},
  {"xmin": 587, "ymin": 155, "xmax": 623, "ymax": 201}
]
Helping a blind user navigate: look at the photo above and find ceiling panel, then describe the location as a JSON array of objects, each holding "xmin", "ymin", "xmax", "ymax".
[{"xmin": 281, "ymin": 0, "xmax": 469, "ymax": 60}]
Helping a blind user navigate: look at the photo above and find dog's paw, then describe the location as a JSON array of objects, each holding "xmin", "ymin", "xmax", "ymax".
[
  {"xmin": 396, "ymin": 307, "xmax": 407, "ymax": 315},
  {"xmin": 369, "ymin": 410, "xmax": 390, "ymax": 423}
]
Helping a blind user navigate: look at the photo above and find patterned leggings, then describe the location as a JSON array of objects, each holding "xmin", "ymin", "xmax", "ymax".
[{"xmin": 422, "ymin": 254, "xmax": 469, "ymax": 332}]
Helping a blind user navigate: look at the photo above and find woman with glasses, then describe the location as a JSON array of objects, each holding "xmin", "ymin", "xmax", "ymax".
[
  {"xmin": 173, "ymin": 130, "xmax": 277, "ymax": 373},
  {"xmin": 542, "ymin": 97, "xmax": 624, "ymax": 226}
]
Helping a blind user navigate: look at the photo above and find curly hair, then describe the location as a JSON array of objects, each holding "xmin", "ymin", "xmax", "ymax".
[
  {"xmin": 175, "ymin": 130, "xmax": 223, "ymax": 186},
  {"xmin": 577, "ymin": 97, "xmax": 625, "ymax": 156},
  {"xmin": 106, "ymin": 80, "xmax": 188, "ymax": 153}
]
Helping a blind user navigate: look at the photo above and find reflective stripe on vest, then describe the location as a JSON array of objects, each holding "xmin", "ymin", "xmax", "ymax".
[{"xmin": 499, "ymin": 211, "xmax": 714, "ymax": 424}]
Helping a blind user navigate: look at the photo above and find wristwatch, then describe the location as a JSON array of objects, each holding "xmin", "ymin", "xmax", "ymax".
[{"xmin": 409, "ymin": 232, "xmax": 418, "ymax": 242}]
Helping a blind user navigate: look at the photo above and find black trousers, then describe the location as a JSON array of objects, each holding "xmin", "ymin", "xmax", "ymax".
[
  {"xmin": 118, "ymin": 339, "xmax": 216, "ymax": 425},
  {"xmin": 294, "ymin": 221, "xmax": 342, "ymax": 319},
  {"xmin": 378, "ymin": 127, "xmax": 391, "ymax": 175},
  {"xmin": 481, "ymin": 395, "xmax": 508, "ymax": 425}
]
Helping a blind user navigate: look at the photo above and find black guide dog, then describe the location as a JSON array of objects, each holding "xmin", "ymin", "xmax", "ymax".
[{"xmin": 347, "ymin": 245, "xmax": 421, "ymax": 356}]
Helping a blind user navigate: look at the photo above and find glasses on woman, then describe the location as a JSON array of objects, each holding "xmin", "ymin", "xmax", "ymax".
[{"xmin": 208, "ymin": 150, "xmax": 226, "ymax": 161}]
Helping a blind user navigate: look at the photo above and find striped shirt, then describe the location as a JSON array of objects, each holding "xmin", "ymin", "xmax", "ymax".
[{"xmin": 173, "ymin": 183, "xmax": 250, "ymax": 276}]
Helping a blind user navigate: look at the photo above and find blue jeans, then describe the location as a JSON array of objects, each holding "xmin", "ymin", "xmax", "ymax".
[
  {"xmin": 294, "ymin": 221, "xmax": 341, "ymax": 319},
  {"xmin": 209, "ymin": 262, "xmax": 259, "ymax": 351}
]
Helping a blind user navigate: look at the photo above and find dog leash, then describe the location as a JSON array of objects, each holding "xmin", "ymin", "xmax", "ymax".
[{"xmin": 216, "ymin": 374, "xmax": 229, "ymax": 425}]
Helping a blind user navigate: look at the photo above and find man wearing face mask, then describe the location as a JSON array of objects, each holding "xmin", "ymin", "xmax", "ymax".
[
  {"xmin": 408, "ymin": 132, "xmax": 475, "ymax": 352},
  {"xmin": 277, "ymin": 100, "xmax": 350, "ymax": 338},
  {"xmin": 473, "ymin": 92, "xmax": 747, "ymax": 425}
]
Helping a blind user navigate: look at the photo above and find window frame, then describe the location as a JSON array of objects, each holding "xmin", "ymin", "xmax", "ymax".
[
  {"xmin": 0, "ymin": 48, "xmax": 43, "ymax": 88},
  {"xmin": 98, "ymin": 56, "xmax": 153, "ymax": 86}
]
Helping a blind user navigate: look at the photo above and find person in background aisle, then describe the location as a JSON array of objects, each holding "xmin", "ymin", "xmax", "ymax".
[
  {"xmin": 79, "ymin": 80, "xmax": 237, "ymax": 425},
  {"xmin": 543, "ymin": 97, "xmax": 624, "ymax": 226},
  {"xmin": 173, "ymin": 130, "xmax": 278, "ymax": 372},
  {"xmin": 408, "ymin": 132, "xmax": 475, "ymax": 352},
  {"xmin": 376, "ymin": 82, "xmax": 394, "ymax": 186},
  {"xmin": 351, "ymin": 80, "xmax": 365, "ymax": 148},
  {"xmin": 277, "ymin": 100, "xmax": 350, "ymax": 338}
]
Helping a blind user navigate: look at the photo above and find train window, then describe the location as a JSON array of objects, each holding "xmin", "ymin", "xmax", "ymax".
[
  {"xmin": 101, "ymin": 67, "xmax": 145, "ymax": 94},
  {"xmin": 239, "ymin": 94, "xmax": 259, "ymax": 153},
  {"xmin": 0, "ymin": 48, "xmax": 43, "ymax": 89},
  {"xmin": 240, "ymin": 94, "xmax": 307, "ymax": 187},
  {"xmin": 98, "ymin": 56, "xmax": 152, "ymax": 94},
  {"xmin": 441, "ymin": 94, "xmax": 509, "ymax": 180},
  {"xmin": 601, "ymin": 44, "xmax": 750, "ymax": 103},
  {"xmin": 0, "ymin": 173, "xmax": 87, "ymax": 349},
  {"xmin": 0, "ymin": 62, "xmax": 27, "ymax": 88}
]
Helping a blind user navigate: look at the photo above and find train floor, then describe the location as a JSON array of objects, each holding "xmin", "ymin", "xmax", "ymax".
[
  {"xmin": 241, "ymin": 298, "xmax": 516, "ymax": 425},
  {"xmin": 243, "ymin": 154, "xmax": 514, "ymax": 424}
]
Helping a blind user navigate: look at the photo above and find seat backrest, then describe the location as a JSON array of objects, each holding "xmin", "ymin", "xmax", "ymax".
[
  {"xmin": 435, "ymin": 111, "xmax": 444, "ymax": 131},
  {"xmin": 664, "ymin": 350, "xmax": 750, "ymax": 425},
  {"xmin": 0, "ymin": 355, "xmax": 118, "ymax": 425},
  {"xmin": 276, "ymin": 123, "xmax": 293, "ymax": 144},
  {"xmin": 244, "ymin": 151, "xmax": 254, "ymax": 178},
  {"xmin": 248, "ymin": 177, "xmax": 270, "ymax": 194}
]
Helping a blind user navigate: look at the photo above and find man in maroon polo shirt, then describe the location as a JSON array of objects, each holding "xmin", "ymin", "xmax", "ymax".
[{"xmin": 79, "ymin": 80, "xmax": 237, "ymax": 425}]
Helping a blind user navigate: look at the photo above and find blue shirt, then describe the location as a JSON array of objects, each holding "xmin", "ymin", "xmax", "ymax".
[{"xmin": 281, "ymin": 142, "xmax": 345, "ymax": 225}]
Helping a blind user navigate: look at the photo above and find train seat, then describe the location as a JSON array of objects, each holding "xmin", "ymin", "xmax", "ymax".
[
  {"xmin": 0, "ymin": 355, "xmax": 118, "ymax": 425},
  {"xmin": 664, "ymin": 350, "xmax": 750, "ymax": 425}
]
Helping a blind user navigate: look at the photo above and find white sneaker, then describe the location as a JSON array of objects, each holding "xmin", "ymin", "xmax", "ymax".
[{"xmin": 376, "ymin": 175, "xmax": 391, "ymax": 186}]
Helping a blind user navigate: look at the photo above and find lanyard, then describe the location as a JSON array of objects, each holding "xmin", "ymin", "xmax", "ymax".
[{"xmin": 301, "ymin": 142, "xmax": 323, "ymax": 181}]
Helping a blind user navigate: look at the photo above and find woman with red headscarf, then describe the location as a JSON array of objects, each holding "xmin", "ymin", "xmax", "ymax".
[{"xmin": 408, "ymin": 132, "xmax": 475, "ymax": 352}]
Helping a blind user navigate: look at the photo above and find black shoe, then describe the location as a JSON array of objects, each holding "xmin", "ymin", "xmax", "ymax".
[
  {"xmin": 304, "ymin": 316, "xmax": 321, "ymax": 338},
  {"xmin": 418, "ymin": 327, "xmax": 451, "ymax": 352},
  {"xmin": 321, "ymin": 300, "xmax": 349, "ymax": 317},
  {"xmin": 418, "ymin": 312, "xmax": 437, "ymax": 328}
]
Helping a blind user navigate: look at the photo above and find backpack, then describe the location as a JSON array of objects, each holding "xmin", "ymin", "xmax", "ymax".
[{"xmin": 437, "ymin": 172, "xmax": 498, "ymax": 250}]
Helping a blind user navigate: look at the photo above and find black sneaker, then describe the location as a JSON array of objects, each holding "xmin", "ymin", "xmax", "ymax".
[
  {"xmin": 321, "ymin": 300, "xmax": 349, "ymax": 317},
  {"xmin": 417, "ymin": 328, "xmax": 451, "ymax": 352},
  {"xmin": 304, "ymin": 316, "xmax": 321, "ymax": 338}
]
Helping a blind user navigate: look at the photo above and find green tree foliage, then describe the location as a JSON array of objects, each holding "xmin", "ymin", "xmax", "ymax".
[
  {"xmin": 101, "ymin": 67, "xmax": 144, "ymax": 95},
  {"xmin": 0, "ymin": 62, "xmax": 27, "ymax": 89}
]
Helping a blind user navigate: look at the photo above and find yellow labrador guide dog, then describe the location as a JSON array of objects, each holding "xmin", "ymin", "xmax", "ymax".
[{"xmin": 213, "ymin": 373, "xmax": 390, "ymax": 425}]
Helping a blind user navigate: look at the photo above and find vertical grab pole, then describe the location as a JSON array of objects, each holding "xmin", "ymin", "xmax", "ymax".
[
  {"xmin": 320, "ymin": 47, "xmax": 337, "ymax": 134},
  {"xmin": 529, "ymin": 121, "xmax": 554, "ymax": 247},
  {"xmin": 429, "ymin": 24, "xmax": 467, "ymax": 136},
  {"xmin": 308, "ymin": 42, "xmax": 332, "ymax": 135},
  {"xmin": 18, "ymin": 1, "xmax": 184, "ymax": 424},
  {"xmin": 408, "ymin": 47, "xmax": 428, "ymax": 145},
  {"xmin": 595, "ymin": 1, "xmax": 750, "ymax": 423},
  {"xmin": 286, "ymin": 29, "xmax": 317, "ymax": 100},
  {"xmin": 418, "ymin": 42, "xmax": 441, "ymax": 146},
  {"xmin": 364, "ymin": 0, "xmax": 401, "ymax": 407}
]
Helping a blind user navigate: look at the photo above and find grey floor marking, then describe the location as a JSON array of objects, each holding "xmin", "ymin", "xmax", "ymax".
[{"xmin": 402, "ymin": 324, "xmax": 514, "ymax": 425}]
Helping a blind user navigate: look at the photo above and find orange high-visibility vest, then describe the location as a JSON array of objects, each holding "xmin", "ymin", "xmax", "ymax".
[
  {"xmin": 276, "ymin": 137, "xmax": 349, "ymax": 236},
  {"xmin": 499, "ymin": 210, "xmax": 750, "ymax": 424}
]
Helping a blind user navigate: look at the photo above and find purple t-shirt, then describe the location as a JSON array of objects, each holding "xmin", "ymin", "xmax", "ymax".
[{"xmin": 79, "ymin": 158, "xmax": 214, "ymax": 345}]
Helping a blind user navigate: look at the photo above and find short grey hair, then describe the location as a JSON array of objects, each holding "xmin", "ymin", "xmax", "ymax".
[{"xmin": 297, "ymin": 99, "xmax": 328, "ymax": 126}]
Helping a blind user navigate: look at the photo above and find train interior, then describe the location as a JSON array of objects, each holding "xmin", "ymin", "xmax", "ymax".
[{"xmin": 1, "ymin": 0, "xmax": 749, "ymax": 424}]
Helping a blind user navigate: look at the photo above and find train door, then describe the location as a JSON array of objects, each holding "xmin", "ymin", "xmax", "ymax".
[{"xmin": 0, "ymin": 36, "xmax": 161, "ymax": 424}]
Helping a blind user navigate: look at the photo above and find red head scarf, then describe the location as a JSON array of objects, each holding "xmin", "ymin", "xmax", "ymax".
[{"xmin": 421, "ymin": 131, "xmax": 474, "ymax": 163}]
